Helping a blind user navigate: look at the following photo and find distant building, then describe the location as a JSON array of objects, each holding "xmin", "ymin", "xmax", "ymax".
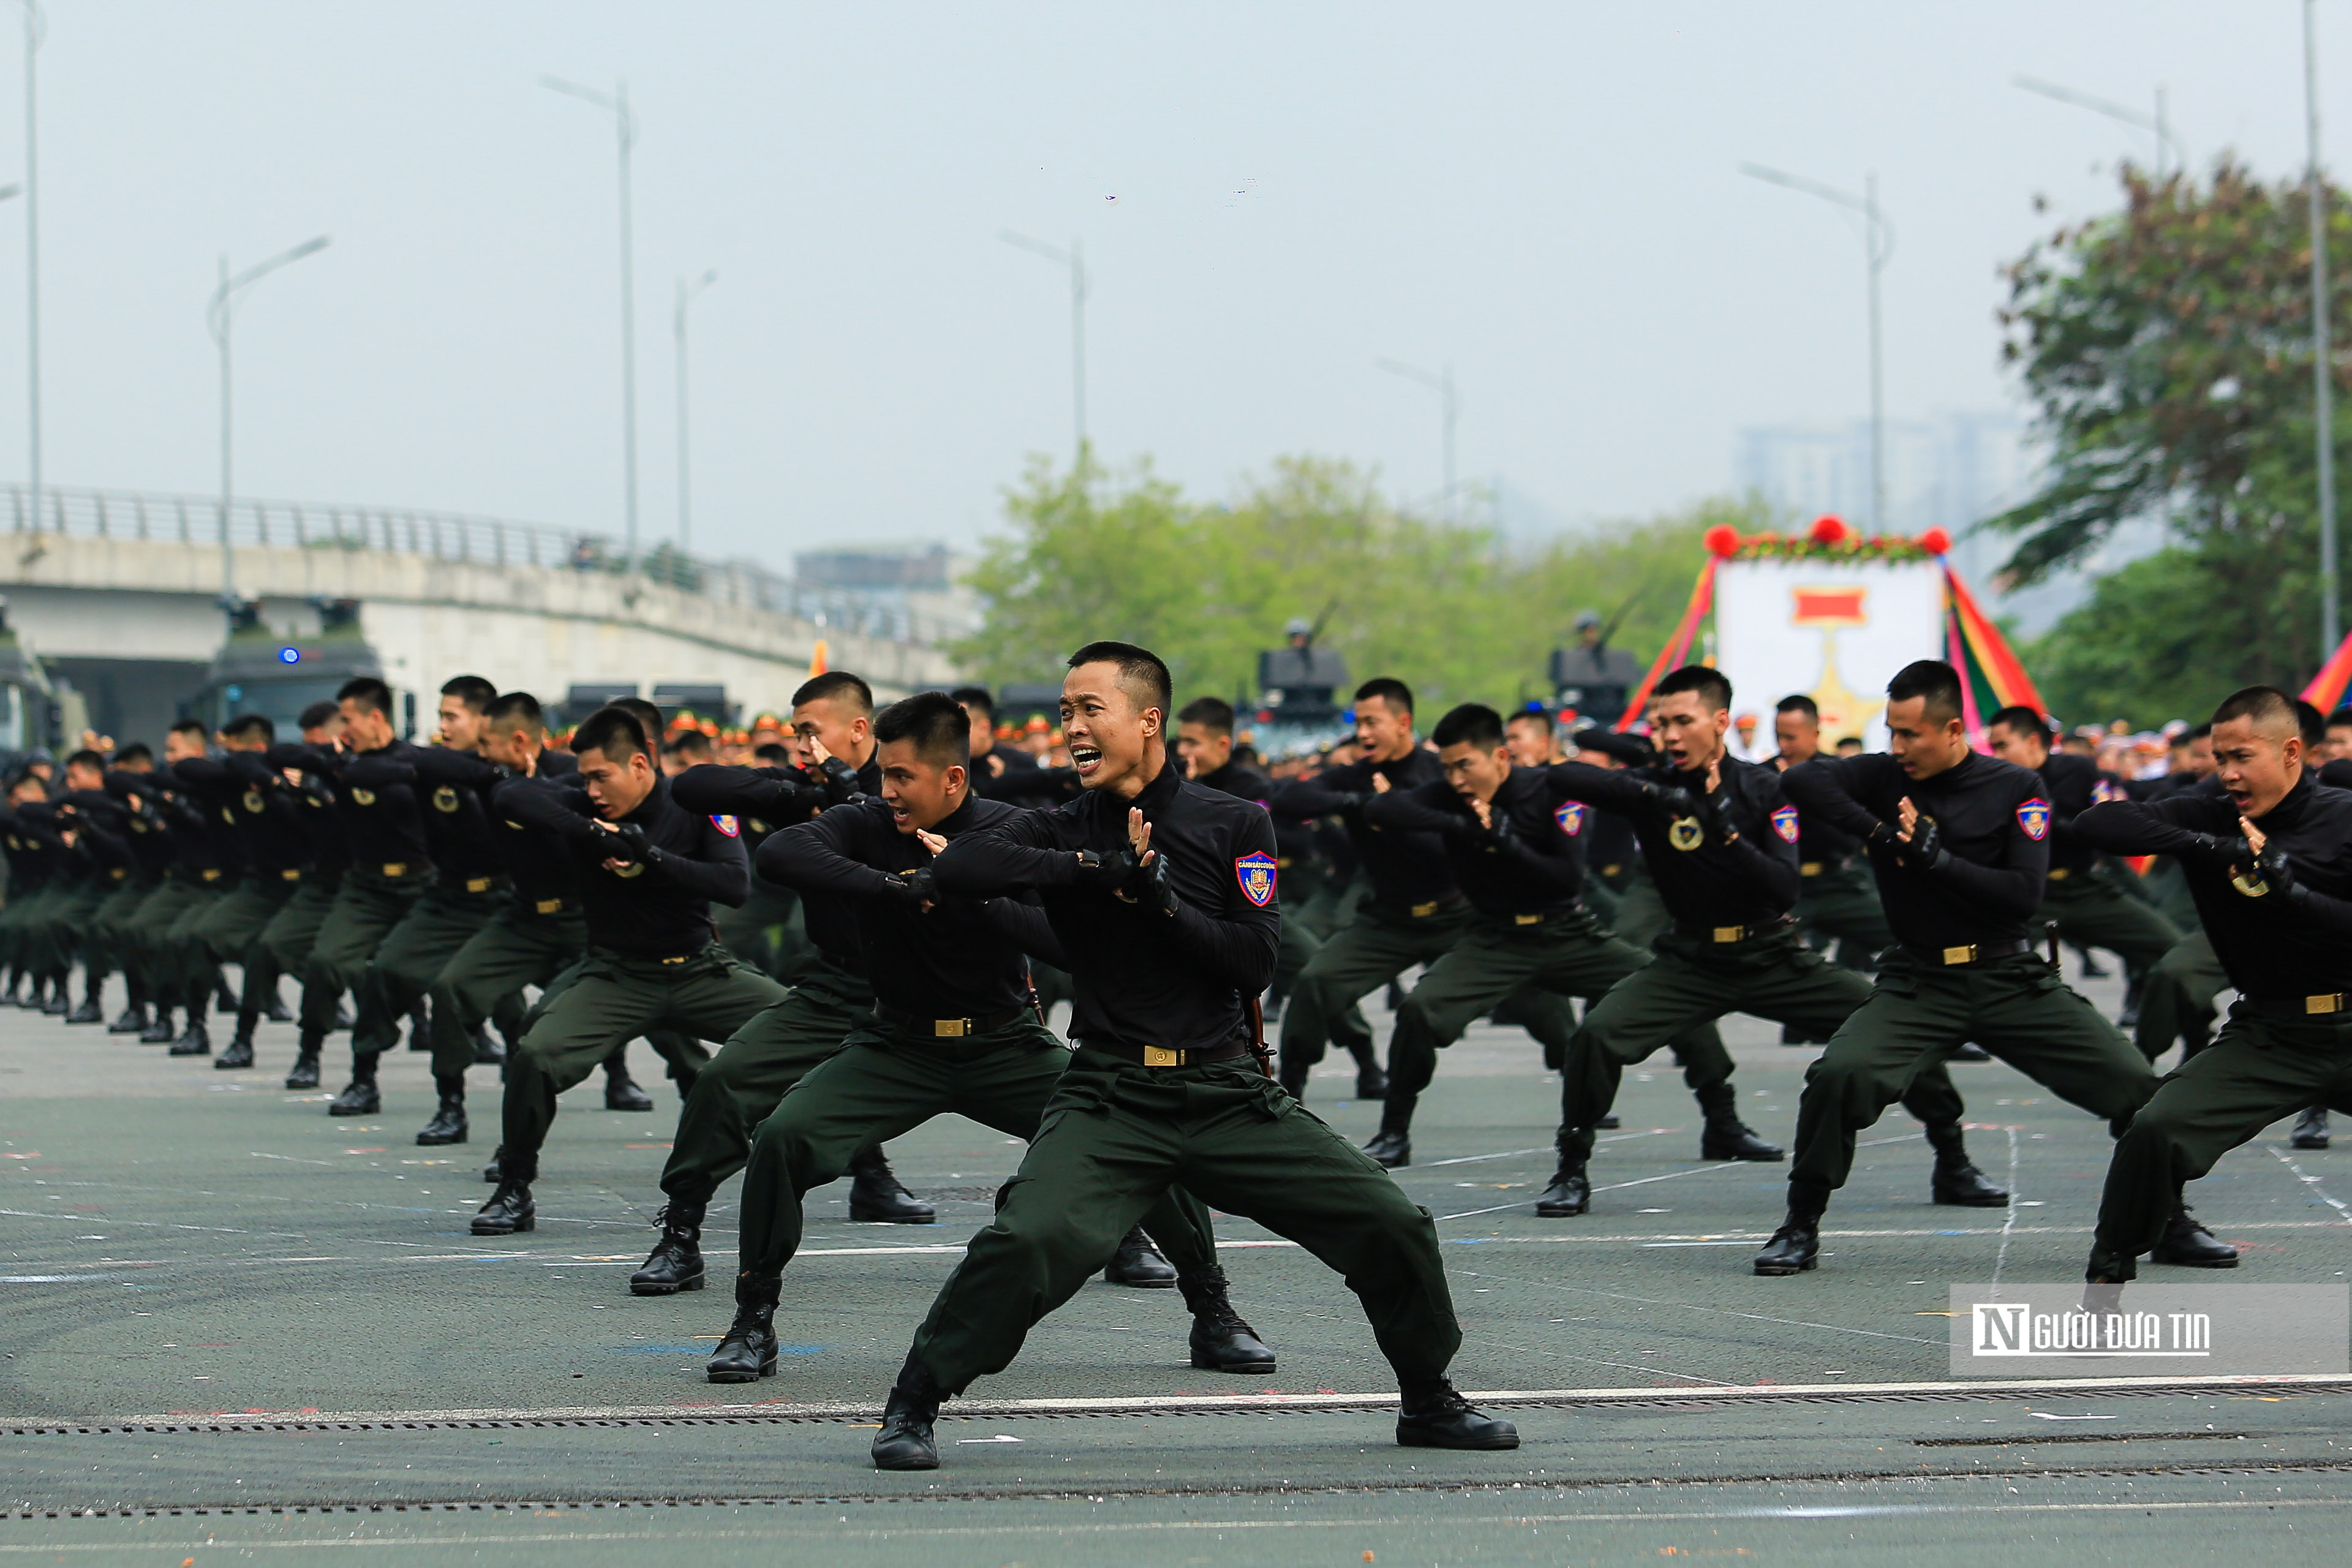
[{"xmin": 792, "ymin": 542, "xmax": 979, "ymax": 646}]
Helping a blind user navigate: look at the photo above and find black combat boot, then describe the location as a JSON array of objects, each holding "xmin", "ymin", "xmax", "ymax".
[
  {"xmin": 846, "ymin": 1145, "xmax": 935, "ymax": 1223},
  {"xmin": 1346, "ymin": 1039, "xmax": 1389, "ymax": 1100},
  {"xmin": 1950, "ymin": 1041, "xmax": 1992, "ymax": 1062},
  {"xmin": 2150, "ymin": 1204, "xmax": 2238, "ymax": 1268},
  {"xmin": 415, "ymin": 1076, "xmax": 468, "ymax": 1145},
  {"xmin": 2084, "ymin": 1244, "xmax": 2136, "ymax": 1286},
  {"xmin": 138, "ymin": 1004, "xmax": 176, "ymax": 1045},
  {"xmin": 1361, "ymin": 1095, "xmax": 1414, "ymax": 1168},
  {"xmin": 470, "ymin": 1023, "xmax": 505, "ymax": 1066},
  {"xmin": 260, "ymin": 984, "xmax": 293, "ymax": 1024},
  {"xmin": 328, "ymin": 1052, "xmax": 381, "ymax": 1115},
  {"xmin": 1536, "ymin": 1133, "xmax": 1590, "ymax": 1217},
  {"xmin": 107, "ymin": 993, "xmax": 150, "ymax": 1035},
  {"xmin": 1753, "ymin": 1180, "xmax": 1830, "ymax": 1276},
  {"xmin": 603, "ymin": 1057, "xmax": 654, "ymax": 1112},
  {"xmin": 168, "ymin": 1016, "xmax": 212, "ymax": 1057},
  {"xmin": 214, "ymin": 983, "xmax": 238, "ymax": 1017},
  {"xmin": 869, "ymin": 1355, "xmax": 944, "ymax": 1471},
  {"xmin": 472, "ymin": 1173, "xmax": 535, "ymax": 1235},
  {"xmin": 40, "ymin": 974, "xmax": 70, "ymax": 1016},
  {"xmin": 705, "ymin": 1271, "xmax": 780, "ymax": 1382},
  {"xmin": 66, "ymin": 979, "xmax": 103, "ymax": 1024},
  {"xmin": 2294, "ymin": 1106, "xmax": 2331, "ymax": 1150},
  {"xmin": 630, "ymin": 1199, "xmax": 707, "ymax": 1295},
  {"xmin": 330, "ymin": 1001, "xmax": 353, "ymax": 1032},
  {"xmin": 215, "ymin": 1022, "xmax": 255, "ymax": 1071},
  {"xmin": 284, "ymin": 1030, "xmax": 323, "ymax": 1090},
  {"xmin": 1102, "ymin": 1225, "xmax": 1177, "ymax": 1287},
  {"xmin": 1597, "ymin": 1112, "xmax": 1620, "ymax": 1128},
  {"xmin": 1396, "ymin": 1376, "xmax": 1519, "ymax": 1450},
  {"xmin": 1, "ymin": 971, "xmax": 23, "ymax": 1007},
  {"xmin": 482, "ymin": 1146, "xmax": 506, "ymax": 1183},
  {"xmin": 1695, "ymin": 1082, "xmax": 1784, "ymax": 1161},
  {"xmin": 1927, "ymin": 1124, "xmax": 2010, "ymax": 1207},
  {"xmin": 1178, "ymin": 1266, "xmax": 1276, "ymax": 1373},
  {"xmin": 406, "ymin": 1001, "xmax": 430, "ymax": 1052}
]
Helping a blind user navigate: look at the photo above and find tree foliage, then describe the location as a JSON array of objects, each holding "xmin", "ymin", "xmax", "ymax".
[
  {"xmin": 953, "ymin": 452, "xmax": 1755, "ymax": 713},
  {"xmin": 1997, "ymin": 159, "xmax": 2352, "ymax": 719}
]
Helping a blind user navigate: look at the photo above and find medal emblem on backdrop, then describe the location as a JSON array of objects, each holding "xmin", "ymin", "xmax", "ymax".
[{"xmin": 1234, "ymin": 850, "xmax": 1278, "ymax": 907}]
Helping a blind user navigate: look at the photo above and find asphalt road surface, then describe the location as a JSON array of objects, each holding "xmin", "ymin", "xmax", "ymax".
[{"xmin": 6, "ymin": 960, "xmax": 2350, "ymax": 1565}]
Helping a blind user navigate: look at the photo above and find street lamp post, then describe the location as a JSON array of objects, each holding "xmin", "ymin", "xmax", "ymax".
[
  {"xmin": 20, "ymin": 1, "xmax": 38, "ymax": 535},
  {"xmin": 673, "ymin": 268, "xmax": 716, "ymax": 558},
  {"xmin": 2013, "ymin": 75, "xmax": 2185, "ymax": 182},
  {"xmin": 543, "ymin": 75, "xmax": 641, "ymax": 564},
  {"xmin": 1000, "ymin": 231, "xmax": 1088, "ymax": 468},
  {"xmin": 208, "ymin": 236, "xmax": 330, "ymax": 603},
  {"xmin": 1741, "ymin": 163, "xmax": 1894, "ymax": 532},
  {"xmin": 2310, "ymin": 1, "xmax": 2342, "ymax": 660},
  {"xmin": 1374, "ymin": 357, "xmax": 1458, "ymax": 522}
]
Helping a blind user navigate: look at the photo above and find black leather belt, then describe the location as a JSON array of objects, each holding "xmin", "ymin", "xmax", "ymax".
[
  {"xmin": 1677, "ymin": 915, "xmax": 1796, "ymax": 944},
  {"xmin": 1087, "ymin": 1039, "xmax": 1253, "ymax": 1068},
  {"xmin": 874, "ymin": 1003, "xmax": 1028, "ymax": 1038},
  {"xmin": 2244, "ymin": 993, "xmax": 2352, "ymax": 1019},
  {"xmin": 1905, "ymin": 938, "xmax": 2035, "ymax": 967}
]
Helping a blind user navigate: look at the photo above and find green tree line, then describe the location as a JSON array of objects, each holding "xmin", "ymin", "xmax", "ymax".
[{"xmin": 951, "ymin": 452, "xmax": 1758, "ymax": 715}]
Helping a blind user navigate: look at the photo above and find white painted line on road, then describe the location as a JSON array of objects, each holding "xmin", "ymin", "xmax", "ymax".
[{"xmin": 2269, "ymin": 1142, "xmax": 2352, "ymax": 1227}]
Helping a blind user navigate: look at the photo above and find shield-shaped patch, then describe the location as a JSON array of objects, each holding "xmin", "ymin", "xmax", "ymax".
[
  {"xmin": 710, "ymin": 814, "xmax": 740, "ymax": 838},
  {"xmin": 1555, "ymin": 802, "xmax": 1585, "ymax": 836},
  {"xmin": 2016, "ymin": 797, "xmax": 2051, "ymax": 841},
  {"xmin": 1771, "ymin": 804, "xmax": 1800, "ymax": 844},
  {"xmin": 1235, "ymin": 850, "xmax": 1277, "ymax": 907}
]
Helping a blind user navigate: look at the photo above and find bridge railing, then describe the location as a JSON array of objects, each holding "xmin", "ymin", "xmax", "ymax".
[{"xmin": 0, "ymin": 483, "xmax": 960, "ymax": 647}]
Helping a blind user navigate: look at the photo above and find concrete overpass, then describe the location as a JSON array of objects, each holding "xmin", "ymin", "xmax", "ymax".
[{"xmin": 0, "ymin": 484, "xmax": 963, "ymax": 745}]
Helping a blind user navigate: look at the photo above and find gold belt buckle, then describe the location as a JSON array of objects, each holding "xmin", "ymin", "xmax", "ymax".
[
  {"xmin": 1275, "ymin": 857, "xmax": 1292, "ymax": 869},
  {"xmin": 1515, "ymin": 913, "xmax": 1542, "ymax": 926},
  {"xmin": 660, "ymin": 954, "xmax": 687, "ymax": 966},
  {"xmin": 1410, "ymin": 900, "xmax": 1438, "ymax": 918},
  {"xmin": 281, "ymin": 868, "xmax": 301, "ymax": 881},
  {"xmin": 1712, "ymin": 925, "xmax": 1744, "ymax": 943},
  {"xmin": 1142, "ymin": 1045, "xmax": 1181, "ymax": 1067},
  {"xmin": 933, "ymin": 1019, "xmax": 970, "ymax": 1038},
  {"xmin": 1943, "ymin": 944, "xmax": 1977, "ymax": 965},
  {"xmin": 382, "ymin": 862, "xmax": 405, "ymax": 877},
  {"xmin": 2046, "ymin": 867, "xmax": 2070, "ymax": 881},
  {"xmin": 2308, "ymin": 994, "xmax": 2343, "ymax": 1015},
  {"xmin": 466, "ymin": 876, "xmax": 492, "ymax": 893},
  {"xmin": 1599, "ymin": 864, "xmax": 1620, "ymax": 876},
  {"xmin": 535, "ymin": 897, "xmax": 564, "ymax": 914},
  {"xmin": 111, "ymin": 867, "xmax": 127, "ymax": 881},
  {"xmin": 202, "ymin": 868, "xmax": 221, "ymax": 882},
  {"xmin": 1800, "ymin": 861, "xmax": 1823, "ymax": 876}
]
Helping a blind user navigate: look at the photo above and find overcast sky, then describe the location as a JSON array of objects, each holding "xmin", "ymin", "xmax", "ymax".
[{"xmin": 0, "ymin": 2, "xmax": 2328, "ymax": 567}]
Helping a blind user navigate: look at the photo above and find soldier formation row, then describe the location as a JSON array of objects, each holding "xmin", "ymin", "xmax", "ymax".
[{"xmin": 7, "ymin": 647, "xmax": 2346, "ymax": 1469}]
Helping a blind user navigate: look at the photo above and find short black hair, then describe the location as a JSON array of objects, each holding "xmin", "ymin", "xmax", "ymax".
[
  {"xmin": 949, "ymin": 685, "xmax": 993, "ymax": 717},
  {"xmin": 2297, "ymin": 698, "xmax": 2329, "ymax": 752},
  {"xmin": 1653, "ymin": 664, "xmax": 1732, "ymax": 713},
  {"xmin": 1431, "ymin": 703, "xmax": 1506, "ymax": 751},
  {"xmin": 1834, "ymin": 735, "xmax": 1866, "ymax": 753},
  {"xmin": 1506, "ymin": 707, "xmax": 1553, "ymax": 729},
  {"xmin": 1986, "ymin": 704, "xmax": 2052, "ymax": 742},
  {"xmin": 665, "ymin": 730, "xmax": 714, "ymax": 761},
  {"xmin": 486, "ymin": 692, "xmax": 544, "ymax": 733},
  {"xmin": 115, "ymin": 742, "xmax": 153, "ymax": 767},
  {"xmin": 611, "ymin": 697, "xmax": 665, "ymax": 746},
  {"xmin": 337, "ymin": 676, "xmax": 393, "ymax": 715},
  {"xmin": 1776, "ymin": 693, "xmax": 1819, "ymax": 721},
  {"xmin": 873, "ymin": 691, "xmax": 971, "ymax": 769},
  {"xmin": 573, "ymin": 705, "xmax": 652, "ymax": 763},
  {"xmin": 1178, "ymin": 696, "xmax": 1235, "ymax": 734},
  {"xmin": 794, "ymin": 671, "xmax": 874, "ymax": 715},
  {"xmin": 2186, "ymin": 720, "xmax": 2213, "ymax": 741},
  {"xmin": 1353, "ymin": 677, "xmax": 1414, "ymax": 716},
  {"xmin": 752, "ymin": 741, "xmax": 793, "ymax": 765},
  {"xmin": 169, "ymin": 718, "xmax": 209, "ymax": 742},
  {"xmin": 298, "ymin": 701, "xmax": 339, "ymax": 731},
  {"xmin": 439, "ymin": 674, "xmax": 497, "ymax": 713},
  {"xmin": 1886, "ymin": 660, "xmax": 1964, "ymax": 726},
  {"xmin": 222, "ymin": 713, "xmax": 276, "ymax": 744},
  {"xmin": 64, "ymin": 748, "xmax": 104, "ymax": 773},
  {"xmin": 1068, "ymin": 641, "xmax": 1173, "ymax": 720},
  {"xmin": 2212, "ymin": 685, "xmax": 2299, "ymax": 737}
]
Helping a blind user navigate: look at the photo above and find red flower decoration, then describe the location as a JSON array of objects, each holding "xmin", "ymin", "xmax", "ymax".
[
  {"xmin": 1704, "ymin": 524, "xmax": 1742, "ymax": 557},
  {"xmin": 1809, "ymin": 514, "xmax": 1849, "ymax": 545},
  {"xmin": 1918, "ymin": 526, "xmax": 1952, "ymax": 556}
]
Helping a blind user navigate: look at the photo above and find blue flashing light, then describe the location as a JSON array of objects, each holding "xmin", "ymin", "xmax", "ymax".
[{"xmin": 277, "ymin": 647, "xmax": 301, "ymax": 665}]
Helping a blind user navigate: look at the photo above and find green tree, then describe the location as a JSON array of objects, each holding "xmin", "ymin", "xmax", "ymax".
[
  {"xmin": 952, "ymin": 450, "xmax": 1755, "ymax": 716},
  {"xmin": 1995, "ymin": 159, "xmax": 2352, "ymax": 721}
]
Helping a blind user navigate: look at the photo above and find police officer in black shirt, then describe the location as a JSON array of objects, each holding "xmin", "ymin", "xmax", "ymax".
[
  {"xmin": 51, "ymin": 748, "xmax": 135, "ymax": 1024},
  {"xmin": 472, "ymin": 705, "xmax": 785, "ymax": 1235},
  {"xmin": 2076, "ymin": 685, "xmax": 2352, "ymax": 1281},
  {"xmin": 1543, "ymin": 665, "xmax": 1992, "ymax": 1223},
  {"xmin": 1360, "ymin": 703, "xmax": 1750, "ymax": 1169},
  {"xmin": 703, "ymin": 691, "xmax": 1270, "ymax": 1383},
  {"xmin": 1770, "ymin": 660, "xmax": 2165, "ymax": 1277},
  {"xmin": 119, "ymin": 723, "xmax": 231, "ymax": 1047},
  {"xmin": 864, "ymin": 641, "xmax": 1513, "ymax": 1472},
  {"xmin": 96, "ymin": 744, "xmax": 174, "ymax": 1034},
  {"xmin": 248, "ymin": 704, "xmax": 350, "ymax": 1079},
  {"xmin": 173, "ymin": 717, "xmax": 307, "ymax": 1063},
  {"xmin": 1771, "ymin": 695, "xmax": 1894, "ymax": 981},
  {"xmin": 952, "ymin": 685, "xmax": 1041, "ymax": 791}
]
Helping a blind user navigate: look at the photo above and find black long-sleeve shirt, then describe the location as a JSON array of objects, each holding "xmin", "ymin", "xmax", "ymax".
[
  {"xmin": 930, "ymin": 760, "xmax": 1280, "ymax": 1053},
  {"xmin": 2035, "ymin": 751, "xmax": 2132, "ymax": 878},
  {"xmin": 761, "ymin": 792, "xmax": 1047, "ymax": 1019},
  {"xmin": 1546, "ymin": 753, "xmax": 1801, "ymax": 929},
  {"xmin": 340, "ymin": 745, "xmax": 508, "ymax": 886},
  {"xmin": 104, "ymin": 772, "xmax": 177, "ymax": 880},
  {"xmin": 1771, "ymin": 756, "xmax": 1865, "ymax": 869},
  {"xmin": 274, "ymin": 740, "xmax": 431, "ymax": 874},
  {"xmin": 172, "ymin": 752, "xmax": 307, "ymax": 878},
  {"xmin": 116, "ymin": 771, "xmax": 221, "ymax": 878},
  {"xmin": 489, "ymin": 772, "xmax": 747, "ymax": 956},
  {"xmin": 673, "ymin": 754, "xmax": 880, "ymax": 966},
  {"xmin": 1363, "ymin": 767, "xmax": 1584, "ymax": 918},
  {"xmin": 1268, "ymin": 750, "xmax": 1458, "ymax": 911},
  {"xmin": 375, "ymin": 747, "xmax": 584, "ymax": 903},
  {"xmin": 166, "ymin": 757, "xmax": 250, "ymax": 879},
  {"xmin": 2076, "ymin": 771, "xmax": 2352, "ymax": 999},
  {"xmin": 1781, "ymin": 751, "xmax": 2049, "ymax": 952}
]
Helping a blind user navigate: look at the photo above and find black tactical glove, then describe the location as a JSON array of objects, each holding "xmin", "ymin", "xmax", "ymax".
[
  {"xmin": 2254, "ymin": 843, "xmax": 2309, "ymax": 904},
  {"xmin": 1703, "ymin": 786, "xmax": 1740, "ymax": 844},
  {"xmin": 885, "ymin": 867, "xmax": 938, "ymax": 907},
  {"xmin": 606, "ymin": 821, "xmax": 662, "ymax": 867},
  {"xmin": 1863, "ymin": 819, "xmax": 1901, "ymax": 856},
  {"xmin": 1071, "ymin": 846, "xmax": 1140, "ymax": 890},
  {"xmin": 1637, "ymin": 780, "xmax": 1702, "ymax": 818},
  {"xmin": 1117, "ymin": 850, "xmax": 1181, "ymax": 917},
  {"xmin": 2178, "ymin": 831, "xmax": 2253, "ymax": 876},
  {"xmin": 1893, "ymin": 816, "xmax": 1949, "ymax": 872}
]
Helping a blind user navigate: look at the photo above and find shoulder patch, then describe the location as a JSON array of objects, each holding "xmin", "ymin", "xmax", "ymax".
[
  {"xmin": 709, "ymin": 813, "xmax": 740, "ymax": 838},
  {"xmin": 1554, "ymin": 801, "xmax": 1585, "ymax": 836},
  {"xmin": 2016, "ymin": 797, "xmax": 2051, "ymax": 841},
  {"xmin": 1771, "ymin": 803, "xmax": 1801, "ymax": 844},
  {"xmin": 1235, "ymin": 850, "xmax": 1277, "ymax": 907},
  {"xmin": 2091, "ymin": 777, "xmax": 2127, "ymax": 805}
]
